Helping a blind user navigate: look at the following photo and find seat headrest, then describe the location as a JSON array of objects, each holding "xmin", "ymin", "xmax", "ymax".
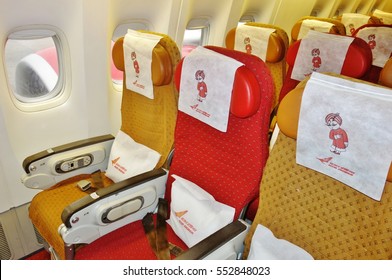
[
  {"xmin": 368, "ymin": 15, "xmax": 384, "ymax": 24},
  {"xmin": 286, "ymin": 37, "xmax": 372, "ymax": 78},
  {"xmin": 379, "ymin": 58, "xmax": 392, "ymax": 88},
  {"xmin": 291, "ymin": 17, "xmax": 346, "ymax": 42},
  {"xmin": 112, "ymin": 36, "xmax": 172, "ymax": 86},
  {"xmin": 174, "ymin": 48, "xmax": 261, "ymax": 118},
  {"xmin": 336, "ymin": 14, "xmax": 383, "ymax": 30},
  {"xmin": 277, "ymin": 78, "xmax": 392, "ymax": 182},
  {"xmin": 225, "ymin": 25, "xmax": 286, "ymax": 63}
]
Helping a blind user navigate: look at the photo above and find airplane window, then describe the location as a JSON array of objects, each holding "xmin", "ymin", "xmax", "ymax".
[
  {"xmin": 239, "ymin": 15, "xmax": 255, "ymax": 25},
  {"xmin": 182, "ymin": 28, "xmax": 203, "ymax": 56},
  {"xmin": 5, "ymin": 29, "xmax": 63, "ymax": 107},
  {"xmin": 182, "ymin": 18, "xmax": 210, "ymax": 57}
]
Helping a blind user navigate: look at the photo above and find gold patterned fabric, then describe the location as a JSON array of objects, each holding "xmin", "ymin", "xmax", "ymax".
[
  {"xmin": 244, "ymin": 132, "xmax": 392, "ymax": 259},
  {"xmin": 243, "ymin": 23, "xmax": 289, "ymax": 109},
  {"xmin": 29, "ymin": 32, "xmax": 181, "ymax": 259},
  {"xmin": 120, "ymin": 32, "xmax": 180, "ymax": 168},
  {"xmin": 29, "ymin": 174, "xmax": 114, "ymax": 259}
]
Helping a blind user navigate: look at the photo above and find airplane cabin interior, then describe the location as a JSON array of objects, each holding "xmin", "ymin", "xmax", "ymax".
[{"xmin": 0, "ymin": 0, "xmax": 391, "ymax": 265}]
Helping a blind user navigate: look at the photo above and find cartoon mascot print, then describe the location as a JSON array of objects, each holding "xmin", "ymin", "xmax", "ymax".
[
  {"xmin": 348, "ymin": 23, "xmax": 356, "ymax": 35},
  {"xmin": 195, "ymin": 70, "xmax": 207, "ymax": 102},
  {"xmin": 311, "ymin": 48, "xmax": 322, "ymax": 71},
  {"xmin": 244, "ymin": 37, "xmax": 252, "ymax": 54},
  {"xmin": 325, "ymin": 113, "xmax": 349, "ymax": 155},
  {"xmin": 367, "ymin": 34, "xmax": 376, "ymax": 50},
  {"xmin": 131, "ymin": 51, "xmax": 140, "ymax": 78}
]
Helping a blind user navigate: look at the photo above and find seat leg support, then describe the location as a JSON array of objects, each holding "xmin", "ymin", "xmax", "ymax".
[{"xmin": 64, "ymin": 243, "xmax": 75, "ymax": 260}]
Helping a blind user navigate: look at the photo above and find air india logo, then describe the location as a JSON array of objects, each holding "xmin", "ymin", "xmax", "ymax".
[
  {"xmin": 175, "ymin": 210, "xmax": 197, "ymax": 234},
  {"xmin": 111, "ymin": 156, "xmax": 127, "ymax": 174},
  {"xmin": 175, "ymin": 210, "xmax": 188, "ymax": 218},
  {"xmin": 111, "ymin": 157, "xmax": 120, "ymax": 165}
]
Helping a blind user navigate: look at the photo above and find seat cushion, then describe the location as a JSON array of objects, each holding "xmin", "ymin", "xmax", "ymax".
[
  {"xmin": 29, "ymin": 173, "xmax": 114, "ymax": 260},
  {"xmin": 75, "ymin": 214, "xmax": 189, "ymax": 260}
]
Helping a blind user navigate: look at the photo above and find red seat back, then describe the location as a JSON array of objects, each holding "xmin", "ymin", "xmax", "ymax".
[
  {"xmin": 352, "ymin": 24, "xmax": 392, "ymax": 84},
  {"xmin": 168, "ymin": 46, "xmax": 274, "ymax": 218},
  {"xmin": 279, "ymin": 36, "xmax": 372, "ymax": 102}
]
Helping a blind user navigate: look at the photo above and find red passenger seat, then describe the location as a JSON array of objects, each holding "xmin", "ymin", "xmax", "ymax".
[
  {"xmin": 74, "ymin": 46, "xmax": 274, "ymax": 259},
  {"xmin": 279, "ymin": 36, "xmax": 372, "ymax": 102},
  {"xmin": 352, "ymin": 24, "xmax": 392, "ymax": 84}
]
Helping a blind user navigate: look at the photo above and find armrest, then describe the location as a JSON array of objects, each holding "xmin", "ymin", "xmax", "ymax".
[
  {"xmin": 21, "ymin": 134, "xmax": 115, "ymax": 189},
  {"xmin": 175, "ymin": 219, "xmax": 250, "ymax": 260},
  {"xmin": 59, "ymin": 168, "xmax": 168, "ymax": 245},
  {"xmin": 61, "ymin": 168, "xmax": 167, "ymax": 227}
]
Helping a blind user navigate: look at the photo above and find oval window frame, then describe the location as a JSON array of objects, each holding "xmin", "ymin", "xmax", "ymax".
[{"xmin": 4, "ymin": 25, "xmax": 71, "ymax": 112}]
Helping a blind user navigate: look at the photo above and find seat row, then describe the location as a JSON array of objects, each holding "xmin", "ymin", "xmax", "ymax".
[{"xmin": 22, "ymin": 13, "xmax": 392, "ymax": 260}]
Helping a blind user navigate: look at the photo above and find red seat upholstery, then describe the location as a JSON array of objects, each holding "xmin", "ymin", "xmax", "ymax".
[
  {"xmin": 225, "ymin": 23, "xmax": 289, "ymax": 109},
  {"xmin": 74, "ymin": 46, "xmax": 274, "ymax": 259},
  {"xmin": 279, "ymin": 36, "xmax": 372, "ymax": 102},
  {"xmin": 224, "ymin": 24, "xmax": 289, "ymax": 221},
  {"xmin": 352, "ymin": 24, "xmax": 392, "ymax": 84}
]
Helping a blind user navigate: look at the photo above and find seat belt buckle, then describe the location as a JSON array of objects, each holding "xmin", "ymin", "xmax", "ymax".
[{"xmin": 77, "ymin": 180, "xmax": 91, "ymax": 191}]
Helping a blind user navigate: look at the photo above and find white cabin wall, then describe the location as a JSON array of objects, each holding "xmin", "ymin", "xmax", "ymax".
[
  {"xmin": 175, "ymin": 0, "xmax": 245, "ymax": 49},
  {"xmin": 355, "ymin": 0, "xmax": 377, "ymax": 14},
  {"xmin": 240, "ymin": 0, "xmax": 282, "ymax": 24},
  {"xmin": 333, "ymin": 0, "xmax": 363, "ymax": 16},
  {"xmin": 82, "ymin": 0, "xmax": 112, "ymax": 137},
  {"xmin": 0, "ymin": 0, "xmax": 112, "ymax": 210},
  {"xmin": 271, "ymin": 0, "xmax": 317, "ymax": 35},
  {"xmin": 377, "ymin": 0, "xmax": 392, "ymax": 12},
  {"xmin": 311, "ymin": 0, "xmax": 341, "ymax": 18},
  {"xmin": 0, "ymin": 149, "xmax": 14, "ymax": 211},
  {"xmin": 109, "ymin": 0, "xmax": 182, "ymax": 39},
  {"xmin": 222, "ymin": 0, "xmax": 246, "ymax": 39}
]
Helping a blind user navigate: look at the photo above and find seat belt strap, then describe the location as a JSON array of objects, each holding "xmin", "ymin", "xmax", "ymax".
[
  {"xmin": 142, "ymin": 198, "xmax": 171, "ymax": 260},
  {"xmin": 142, "ymin": 212, "xmax": 158, "ymax": 256},
  {"xmin": 91, "ymin": 170, "xmax": 104, "ymax": 189},
  {"xmin": 155, "ymin": 198, "xmax": 170, "ymax": 260}
]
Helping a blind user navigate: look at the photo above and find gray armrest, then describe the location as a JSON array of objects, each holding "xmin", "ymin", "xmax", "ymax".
[
  {"xmin": 58, "ymin": 168, "xmax": 168, "ymax": 246},
  {"xmin": 61, "ymin": 168, "xmax": 167, "ymax": 227},
  {"xmin": 22, "ymin": 134, "xmax": 115, "ymax": 189},
  {"xmin": 175, "ymin": 220, "xmax": 250, "ymax": 260}
]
